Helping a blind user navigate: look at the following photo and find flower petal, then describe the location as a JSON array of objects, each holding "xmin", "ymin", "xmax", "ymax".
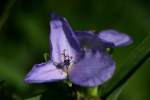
[
  {"xmin": 75, "ymin": 31, "xmax": 95, "ymax": 40},
  {"xmin": 98, "ymin": 29, "xmax": 133, "ymax": 47},
  {"xmin": 69, "ymin": 51, "xmax": 115, "ymax": 87},
  {"xmin": 50, "ymin": 13, "xmax": 81, "ymax": 63},
  {"xmin": 24, "ymin": 61, "xmax": 67, "ymax": 83},
  {"xmin": 75, "ymin": 31, "xmax": 95, "ymax": 48},
  {"xmin": 75, "ymin": 31, "xmax": 112, "ymax": 51}
]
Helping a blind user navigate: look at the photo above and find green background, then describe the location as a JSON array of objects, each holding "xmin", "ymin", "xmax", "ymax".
[{"xmin": 0, "ymin": 0, "xmax": 150, "ymax": 99}]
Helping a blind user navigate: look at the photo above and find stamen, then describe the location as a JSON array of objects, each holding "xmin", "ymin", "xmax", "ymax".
[
  {"xmin": 60, "ymin": 49, "xmax": 74, "ymax": 75},
  {"xmin": 61, "ymin": 49, "xmax": 73, "ymax": 67}
]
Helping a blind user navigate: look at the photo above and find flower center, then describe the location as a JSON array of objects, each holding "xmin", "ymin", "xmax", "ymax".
[
  {"xmin": 54, "ymin": 49, "xmax": 73, "ymax": 75},
  {"xmin": 61, "ymin": 49, "xmax": 73, "ymax": 75},
  {"xmin": 62, "ymin": 49, "xmax": 72, "ymax": 67}
]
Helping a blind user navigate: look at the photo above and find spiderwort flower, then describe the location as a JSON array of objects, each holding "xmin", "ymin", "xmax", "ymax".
[{"xmin": 24, "ymin": 13, "xmax": 133, "ymax": 87}]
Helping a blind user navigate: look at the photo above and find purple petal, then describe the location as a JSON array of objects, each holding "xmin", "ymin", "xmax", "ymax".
[
  {"xmin": 24, "ymin": 61, "xmax": 67, "ymax": 83},
  {"xmin": 75, "ymin": 31, "xmax": 112, "ymax": 51},
  {"xmin": 75, "ymin": 31, "xmax": 95, "ymax": 40},
  {"xmin": 98, "ymin": 29, "xmax": 133, "ymax": 47},
  {"xmin": 69, "ymin": 51, "xmax": 115, "ymax": 87},
  {"xmin": 50, "ymin": 13, "xmax": 81, "ymax": 63},
  {"xmin": 75, "ymin": 31, "xmax": 95, "ymax": 46}
]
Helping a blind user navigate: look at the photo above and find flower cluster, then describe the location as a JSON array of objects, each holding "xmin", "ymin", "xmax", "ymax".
[{"xmin": 24, "ymin": 13, "xmax": 132, "ymax": 87}]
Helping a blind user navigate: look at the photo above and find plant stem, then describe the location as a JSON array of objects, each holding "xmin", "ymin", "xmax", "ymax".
[{"xmin": 76, "ymin": 86, "xmax": 101, "ymax": 100}]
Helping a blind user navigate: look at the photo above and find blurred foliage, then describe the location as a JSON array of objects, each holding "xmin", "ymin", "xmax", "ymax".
[{"xmin": 0, "ymin": 0, "xmax": 150, "ymax": 100}]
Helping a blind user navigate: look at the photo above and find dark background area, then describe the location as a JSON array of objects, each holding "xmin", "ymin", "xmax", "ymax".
[{"xmin": 0, "ymin": 0, "xmax": 150, "ymax": 99}]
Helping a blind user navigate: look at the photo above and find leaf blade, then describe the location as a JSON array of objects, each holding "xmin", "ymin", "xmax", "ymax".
[{"xmin": 102, "ymin": 34, "xmax": 150, "ymax": 99}]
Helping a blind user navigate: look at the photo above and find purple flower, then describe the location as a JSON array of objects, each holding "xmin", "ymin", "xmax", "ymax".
[{"xmin": 24, "ymin": 13, "xmax": 133, "ymax": 87}]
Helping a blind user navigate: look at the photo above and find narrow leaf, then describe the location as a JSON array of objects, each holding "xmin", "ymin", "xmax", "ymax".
[
  {"xmin": 102, "ymin": 34, "xmax": 150, "ymax": 99},
  {"xmin": 106, "ymin": 85, "xmax": 125, "ymax": 100},
  {"xmin": 25, "ymin": 95, "xmax": 41, "ymax": 100}
]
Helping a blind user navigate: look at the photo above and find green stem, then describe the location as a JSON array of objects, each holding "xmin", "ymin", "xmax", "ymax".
[
  {"xmin": 87, "ymin": 87, "xmax": 98, "ymax": 97},
  {"xmin": 76, "ymin": 86, "xmax": 100, "ymax": 100}
]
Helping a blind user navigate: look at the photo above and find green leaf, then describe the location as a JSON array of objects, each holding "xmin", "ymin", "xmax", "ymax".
[
  {"xmin": 25, "ymin": 95, "xmax": 41, "ymax": 100},
  {"xmin": 102, "ymin": 34, "xmax": 150, "ymax": 99},
  {"xmin": 43, "ymin": 53, "xmax": 49, "ymax": 61},
  {"xmin": 106, "ymin": 85, "xmax": 125, "ymax": 100}
]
